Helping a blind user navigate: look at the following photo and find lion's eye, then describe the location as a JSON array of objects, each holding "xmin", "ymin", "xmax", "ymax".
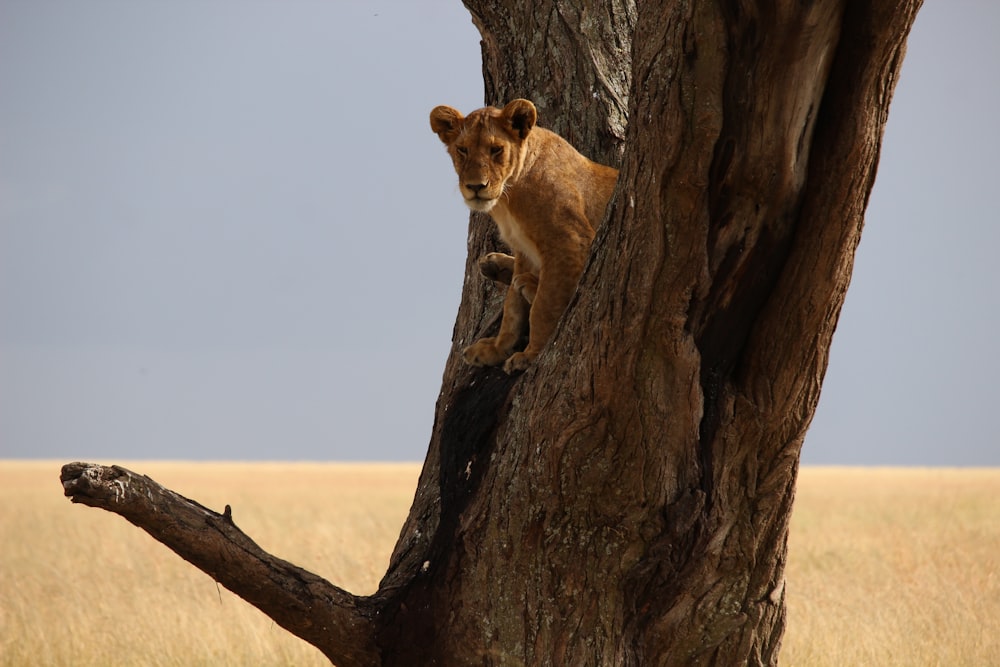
[
  {"xmin": 490, "ymin": 146, "xmax": 504, "ymax": 158},
  {"xmin": 456, "ymin": 146, "xmax": 469, "ymax": 157}
]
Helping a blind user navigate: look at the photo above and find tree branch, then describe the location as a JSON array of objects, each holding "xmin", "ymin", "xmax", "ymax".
[{"xmin": 60, "ymin": 462, "xmax": 379, "ymax": 667}]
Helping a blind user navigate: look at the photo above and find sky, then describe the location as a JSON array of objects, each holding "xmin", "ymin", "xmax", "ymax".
[{"xmin": 0, "ymin": 1, "xmax": 997, "ymax": 465}]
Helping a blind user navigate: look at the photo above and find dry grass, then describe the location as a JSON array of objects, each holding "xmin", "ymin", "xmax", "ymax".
[
  {"xmin": 0, "ymin": 461, "xmax": 419, "ymax": 667},
  {"xmin": 784, "ymin": 467, "xmax": 1000, "ymax": 666},
  {"xmin": 1, "ymin": 462, "xmax": 997, "ymax": 665}
]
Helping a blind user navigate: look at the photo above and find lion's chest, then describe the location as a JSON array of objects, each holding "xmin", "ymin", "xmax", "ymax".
[{"xmin": 490, "ymin": 207, "xmax": 541, "ymax": 274}]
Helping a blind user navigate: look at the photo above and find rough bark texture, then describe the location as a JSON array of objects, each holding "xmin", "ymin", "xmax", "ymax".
[{"xmin": 62, "ymin": 1, "xmax": 922, "ymax": 665}]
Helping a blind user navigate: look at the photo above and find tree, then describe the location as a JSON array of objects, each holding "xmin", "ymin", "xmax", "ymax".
[{"xmin": 61, "ymin": 1, "xmax": 922, "ymax": 664}]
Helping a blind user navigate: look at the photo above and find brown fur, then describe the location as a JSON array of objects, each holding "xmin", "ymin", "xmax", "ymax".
[{"xmin": 430, "ymin": 99, "xmax": 618, "ymax": 373}]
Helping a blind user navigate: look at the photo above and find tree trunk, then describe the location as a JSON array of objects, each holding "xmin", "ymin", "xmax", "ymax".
[{"xmin": 62, "ymin": 1, "xmax": 922, "ymax": 665}]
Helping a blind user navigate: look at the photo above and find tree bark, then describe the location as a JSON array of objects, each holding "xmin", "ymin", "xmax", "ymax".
[{"xmin": 61, "ymin": 1, "xmax": 922, "ymax": 665}]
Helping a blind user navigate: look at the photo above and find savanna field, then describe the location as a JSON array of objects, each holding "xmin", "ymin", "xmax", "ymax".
[{"xmin": 1, "ymin": 462, "xmax": 997, "ymax": 666}]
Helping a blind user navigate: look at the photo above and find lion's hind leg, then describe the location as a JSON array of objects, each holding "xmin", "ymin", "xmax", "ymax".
[{"xmin": 511, "ymin": 272, "xmax": 538, "ymax": 304}]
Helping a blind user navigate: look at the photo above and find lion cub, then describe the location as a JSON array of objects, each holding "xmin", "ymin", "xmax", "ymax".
[{"xmin": 430, "ymin": 99, "xmax": 618, "ymax": 373}]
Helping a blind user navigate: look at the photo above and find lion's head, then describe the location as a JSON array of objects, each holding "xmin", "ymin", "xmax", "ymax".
[{"xmin": 430, "ymin": 99, "xmax": 538, "ymax": 213}]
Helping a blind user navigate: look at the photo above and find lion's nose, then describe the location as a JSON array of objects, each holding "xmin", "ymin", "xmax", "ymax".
[{"xmin": 466, "ymin": 183, "xmax": 487, "ymax": 195}]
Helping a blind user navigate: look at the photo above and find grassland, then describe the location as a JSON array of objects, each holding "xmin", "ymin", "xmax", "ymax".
[{"xmin": 1, "ymin": 462, "xmax": 997, "ymax": 666}]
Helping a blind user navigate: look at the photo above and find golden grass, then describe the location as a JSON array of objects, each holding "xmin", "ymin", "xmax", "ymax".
[
  {"xmin": 1, "ymin": 462, "xmax": 997, "ymax": 665},
  {"xmin": 784, "ymin": 467, "xmax": 1000, "ymax": 666},
  {"xmin": 0, "ymin": 461, "xmax": 419, "ymax": 667}
]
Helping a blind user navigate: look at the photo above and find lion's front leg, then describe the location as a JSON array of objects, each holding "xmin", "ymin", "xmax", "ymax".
[{"xmin": 462, "ymin": 281, "xmax": 529, "ymax": 368}]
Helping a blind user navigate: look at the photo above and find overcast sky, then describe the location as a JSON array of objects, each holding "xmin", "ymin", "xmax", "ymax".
[{"xmin": 1, "ymin": 1, "xmax": 997, "ymax": 465}]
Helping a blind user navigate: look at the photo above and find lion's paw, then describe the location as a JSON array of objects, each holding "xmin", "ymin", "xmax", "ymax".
[
  {"xmin": 462, "ymin": 338, "xmax": 510, "ymax": 367},
  {"xmin": 478, "ymin": 253, "xmax": 515, "ymax": 285},
  {"xmin": 503, "ymin": 350, "xmax": 537, "ymax": 374}
]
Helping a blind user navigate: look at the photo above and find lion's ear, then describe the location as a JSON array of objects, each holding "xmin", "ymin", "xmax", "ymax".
[
  {"xmin": 502, "ymin": 99, "xmax": 537, "ymax": 140},
  {"xmin": 430, "ymin": 106, "xmax": 465, "ymax": 144}
]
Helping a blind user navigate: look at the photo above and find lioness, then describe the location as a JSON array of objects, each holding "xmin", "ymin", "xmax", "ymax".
[{"xmin": 430, "ymin": 99, "xmax": 618, "ymax": 373}]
